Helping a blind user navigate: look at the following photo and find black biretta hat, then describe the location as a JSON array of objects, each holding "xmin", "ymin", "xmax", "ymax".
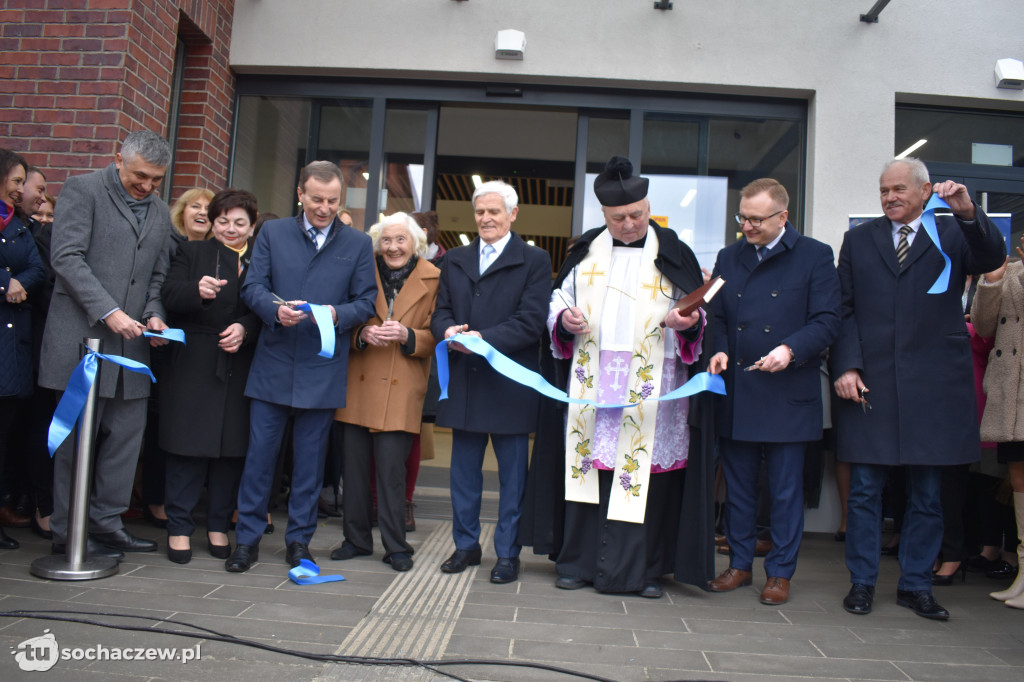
[{"xmin": 593, "ymin": 156, "xmax": 649, "ymax": 207}]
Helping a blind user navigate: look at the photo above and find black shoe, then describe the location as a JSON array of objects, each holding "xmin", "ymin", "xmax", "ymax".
[
  {"xmin": 639, "ymin": 581, "xmax": 663, "ymax": 599},
  {"xmin": 490, "ymin": 557, "xmax": 519, "ymax": 584},
  {"xmin": 31, "ymin": 516, "xmax": 53, "ymax": 540},
  {"xmin": 843, "ymin": 583, "xmax": 875, "ymax": 615},
  {"xmin": 318, "ymin": 498, "xmax": 341, "ymax": 518},
  {"xmin": 330, "ymin": 541, "xmax": 371, "ymax": 561},
  {"xmin": 207, "ymin": 540, "xmax": 231, "ymax": 560},
  {"xmin": 385, "ymin": 552, "xmax": 414, "ymax": 572},
  {"xmin": 441, "ymin": 547, "xmax": 482, "ymax": 574},
  {"xmin": 52, "ymin": 538, "xmax": 123, "ymax": 560},
  {"xmin": 142, "ymin": 507, "xmax": 168, "ymax": 529},
  {"xmin": 896, "ymin": 589, "xmax": 950, "ymax": 620},
  {"xmin": 555, "ymin": 575, "xmax": 588, "ymax": 590},
  {"xmin": 167, "ymin": 545, "xmax": 191, "ymax": 565},
  {"xmin": 90, "ymin": 528, "xmax": 157, "ymax": 552},
  {"xmin": 987, "ymin": 560, "xmax": 1018, "ymax": 579},
  {"xmin": 264, "ymin": 522, "xmax": 275, "ymax": 535},
  {"xmin": 0, "ymin": 528, "xmax": 18, "ymax": 550},
  {"xmin": 833, "ymin": 531, "xmax": 846, "ymax": 542},
  {"xmin": 286, "ymin": 542, "xmax": 314, "ymax": 568},
  {"xmin": 932, "ymin": 563, "xmax": 967, "ymax": 586},
  {"xmin": 880, "ymin": 542, "xmax": 900, "ymax": 557},
  {"xmin": 225, "ymin": 544, "xmax": 258, "ymax": 572}
]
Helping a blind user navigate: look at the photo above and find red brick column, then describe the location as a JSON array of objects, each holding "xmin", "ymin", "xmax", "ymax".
[{"xmin": 0, "ymin": 0, "xmax": 235, "ymax": 200}]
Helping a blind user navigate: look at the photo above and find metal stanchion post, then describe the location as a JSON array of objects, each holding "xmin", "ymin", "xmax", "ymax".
[{"xmin": 31, "ymin": 338, "xmax": 119, "ymax": 580}]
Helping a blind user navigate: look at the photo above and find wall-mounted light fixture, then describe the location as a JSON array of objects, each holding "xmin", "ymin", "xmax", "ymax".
[
  {"xmin": 495, "ymin": 29, "xmax": 525, "ymax": 60},
  {"xmin": 653, "ymin": 1, "xmax": 673, "ymax": 9},
  {"xmin": 995, "ymin": 58, "xmax": 1024, "ymax": 90},
  {"xmin": 859, "ymin": 0, "xmax": 891, "ymax": 23}
]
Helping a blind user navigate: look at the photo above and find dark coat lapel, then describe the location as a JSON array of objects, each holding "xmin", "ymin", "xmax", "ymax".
[{"xmin": 871, "ymin": 218, "xmax": 901, "ymax": 277}]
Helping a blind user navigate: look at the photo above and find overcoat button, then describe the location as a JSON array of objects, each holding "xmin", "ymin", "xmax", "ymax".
[
  {"xmin": 996, "ymin": 349, "xmax": 1003, "ymax": 357},
  {"xmin": 763, "ymin": 325, "xmax": 772, "ymax": 333},
  {"xmin": 771, "ymin": 290, "xmax": 779, "ymax": 297}
]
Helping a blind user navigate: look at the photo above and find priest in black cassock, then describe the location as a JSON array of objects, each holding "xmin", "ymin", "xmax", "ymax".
[{"xmin": 518, "ymin": 157, "xmax": 716, "ymax": 598}]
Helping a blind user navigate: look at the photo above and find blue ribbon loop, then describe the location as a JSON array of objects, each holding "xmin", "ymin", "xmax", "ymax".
[
  {"xmin": 295, "ymin": 303, "xmax": 335, "ymax": 358},
  {"xmin": 143, "ymin": 327, "xmax": 186, "ymax": 344},
  {"xmin": 288, "ymin": 559, "xmax": 345, "ymax": 585},
  {"xmin": 47, "ymin": 351, "xmax": 157, "ymax": 457},
  {"xmin": 435, "ymin": 334, "xmax": 725, "ymax": 408},
  {"xmin": 920, "ymin": 194, "xmax": 953, "ymax": 294}
]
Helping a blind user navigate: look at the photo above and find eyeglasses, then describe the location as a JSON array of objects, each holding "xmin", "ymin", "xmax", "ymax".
[{"xmin": 734, "ymin": 210, "xmax": 783, "ymax": 228}]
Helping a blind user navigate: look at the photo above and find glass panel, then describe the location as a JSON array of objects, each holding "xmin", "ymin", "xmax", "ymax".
[
  {"xmin": 641, "ymin": 116, "xmax": 699, "ymax": 174},
  {"xmin": 231, "ymin": 96, "xmax": 310, "ymax": 218},
  {"xmin": 383, "ymin": 108, "xmax": 428, "ymax": 216},
  {"xmin": 317, "ymin": 101, "xmax": 373, "ymax": 227},
  {"xmin": 586, "ymin": 116, "xmax": 629, "ymax": 170},
  {"xmin": 708, "ymin": 117, "xmax": 802, "ymax": 251},
  {"xmin": 897, "ymin": 108, "xmax": 1024, "ymax": 167},
  {"xmin": 983, "ymin": 192, "xmax": 1023, "ymax": 256}
]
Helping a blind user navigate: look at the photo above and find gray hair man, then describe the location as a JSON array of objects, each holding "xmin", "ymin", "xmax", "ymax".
[{"xmin": 40, "ymin": 130, "xmax": 175, "ymax": 559}]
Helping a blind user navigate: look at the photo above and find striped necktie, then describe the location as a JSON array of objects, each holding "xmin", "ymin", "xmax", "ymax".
[
  {"xmin": 308, "ymin": 227, "xmax": 320, "ymax": 250},
  {"xmin": 896, "ymin": 224, "xmax": 913, "ymax": 266}
]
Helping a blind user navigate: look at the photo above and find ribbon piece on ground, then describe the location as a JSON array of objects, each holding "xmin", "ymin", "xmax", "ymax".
[
  {"xmin": 295, "ymin": 303, "xmax": 335, "ymax": 358},
  {"xmin": 289, "ymin": 559, "xmax": 345, "ymax": 585},
  {"xmin": 920, "ymin": 194, "xmax": 953, "ymax": 294},
  {"xmin": 47, "ymin": 351, "xmax": 156, "ymax": 457},
  {"xmin": 143, "ymin": 328, "xmax": 186, "ymax": 344},
  {"xmin": 434, "ymin": 334, "xmax": 725, "ymax": 408}
]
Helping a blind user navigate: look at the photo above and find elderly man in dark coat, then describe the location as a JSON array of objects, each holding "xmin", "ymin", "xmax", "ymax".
[
  {"xmin": 430, "ymin": 180, "xmax": 551, "ymax": 584},
  {"xmin": 225, "ymin": 161, "xmax": 377, "ymax": 573},
  {"xmin": 832, "ymin": 158, "xmax": 1006, "ymax": 620},
  {"xmin": 39, "ymin": 130, "xmax": 174, "ymax": 558}
]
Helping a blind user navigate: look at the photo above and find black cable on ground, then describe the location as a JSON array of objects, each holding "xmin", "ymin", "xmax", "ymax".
[{"xmin": 1, "ymin": 609, "xmax": 619, "ymax": 682}]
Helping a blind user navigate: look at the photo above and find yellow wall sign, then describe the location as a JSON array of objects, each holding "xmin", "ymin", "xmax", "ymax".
[{"xmin": 651, "ymin": 215, "xmax": 669, "ymax": 228}]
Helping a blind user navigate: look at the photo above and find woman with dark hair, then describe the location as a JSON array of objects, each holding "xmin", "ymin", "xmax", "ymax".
[
  {"xmin": 159, "ymin": 189, "xmax": 262, "ymax": 564},
  {"xmin": 0, "ymin": 148, "xmax": 44, "ymax": 550}
]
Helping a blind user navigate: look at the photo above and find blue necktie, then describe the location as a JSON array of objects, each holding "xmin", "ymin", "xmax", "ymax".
[
  {"xmin": 308, "ymin": 227, "xmax": 319, "ymax": 250},
  {"xmin": 480, "ymin": 243, "xmax": 496, "ymax": 273},
  {"xmin": 757, "ymin": 246, "xmax": 767, "ymax": 262}
]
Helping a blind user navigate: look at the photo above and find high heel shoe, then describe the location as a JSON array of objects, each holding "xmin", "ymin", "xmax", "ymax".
[
  {"xmin": 167, "ymin": 545, "xmax": 192, "ymax": 564},
  {"xmin": 932, "ymin": 562, "xmax": 966, "ymax": 586},
  {"xmin": 143, "ymin": 506, "xmax": 168, "ymax": 529},
  {"xmin": 207, "ymin": 536, "xmax": 231, "ymax": 559},
  {"xmin": 31, "ymin": 514, "xmax": 53, "ymax": 540}
]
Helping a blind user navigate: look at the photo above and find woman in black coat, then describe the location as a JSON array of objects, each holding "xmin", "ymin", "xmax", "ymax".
[
  {"xmin": 0, "ymin": 149, "xmax": 44, "ymax": 551},
  {"xmin": 159, "ymin": 189, "xmax": 261, "ymax": 564}
]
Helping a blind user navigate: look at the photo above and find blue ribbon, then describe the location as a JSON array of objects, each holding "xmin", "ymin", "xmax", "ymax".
[
  {"xmin": 295, "ymin": 303, "xmax": 335, "ymax": 358},
  {"xmin": 143, "ymin": 328, "xmax": 186, "ymax": 344},
  {"xmin": 435, "ymin": 334, "xmax": 725, "ymax": 408},
  {"xmin": 288, "ymin": 559, "xmax": 345, "ymax": 585},
  {"xmin": 920, "ymin": 194, "xmax": 953, "ymax": 294},
  {"xmin": 47, "ymin": 351, "xmax": 157, "ymax": 457}
]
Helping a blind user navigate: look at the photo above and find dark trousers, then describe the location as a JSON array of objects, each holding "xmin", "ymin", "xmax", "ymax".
[
  {"xmin": 720, "ymin": 438, "xmax": 806, "ymax": 579},
  {"xmin": 341, "ymin": 424, "xmax": 414, "ymax": 558},
  {"xmin": 50, "ymin": 391, "xmax": 147, "ymax": 543},
  {"xmin": 26, "ymin": 386, "xmax": 56, "ymax": 516},
  {"xmin": 847, "ymin": 463, "xmax": 942, "ymax": 592},
  {"xmin": 235, "ymin": 399, "xmax": 333, "ymax": 546},
  {"xmin": 164, "ymin": 453, "xmax": 244, "ymax": 537},
  {"xmin": 449, "ymin": 429, "xmax": 528, "ymax": 559},
  {"xmin": 939, "ymin": 463, "xmax": 970, "ymax": 563}
]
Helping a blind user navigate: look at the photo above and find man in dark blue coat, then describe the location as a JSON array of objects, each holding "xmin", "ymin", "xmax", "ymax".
[
  {"xmin": 706, "ymin": 178, "xmax": 840, "ymax": 606},
  {"xmin": 430, "ymin": 180, "xmax": 551, "ymax": 584},
  {"xmin": 832, "ymin": 158, "xmax": 1006, "ymax": 620},
  {"xmin": 226, "ymin": 161, "xmax": 377, "ymax": 573}
]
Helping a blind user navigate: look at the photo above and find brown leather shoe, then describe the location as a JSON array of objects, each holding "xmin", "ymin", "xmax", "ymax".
[
  {"xmin": 707, "ymin": 567, "xmax": 753, "ymax": 592},
  {"xmin": 0, "ymin": 506, "xmax": 30, "ymax": 528},
  {"xmin": 760, "ymin": 577, "xmax": 790, "ymax": 605},
  {"xmin": 714, "ymin": 533, "xmax": 727, "ymax": 546},
  {"xmin": 717, "ymin": 539, "xmax": 773, "ymax": 557}
]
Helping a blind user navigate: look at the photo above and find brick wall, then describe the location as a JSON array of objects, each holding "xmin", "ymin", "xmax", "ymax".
[{"xmin": 0, "ymin": 0, "xmax": 236, "ymax": 201}]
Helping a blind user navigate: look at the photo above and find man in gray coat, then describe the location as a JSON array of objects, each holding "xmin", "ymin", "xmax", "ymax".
[{"xmin": 40, "ymin": 130, "xmax": 174, "ymax": 558}]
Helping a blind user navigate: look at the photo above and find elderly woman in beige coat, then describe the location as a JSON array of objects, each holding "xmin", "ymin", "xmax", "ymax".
[
  {"xmin": 329, "ymin": 212, "xmax": 439, "ymax": 571},
  {"xmin": 972, "ymin": 240, "xmax": 1024, "ymax": 608}
]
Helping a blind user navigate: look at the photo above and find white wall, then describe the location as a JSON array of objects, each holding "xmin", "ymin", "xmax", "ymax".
[{"xmin": 231, "ymin": 1, "xmax": 1024, "ymax": 252}]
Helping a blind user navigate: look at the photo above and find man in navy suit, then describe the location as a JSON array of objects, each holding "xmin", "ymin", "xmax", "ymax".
[
  {"xmin": 430, "ymin": 180, "xmax": 551, "ymax": 584},
  {"xmin": 225, "ymin": 161, "xmax": 377, "ymax": 573},
  {"xmin": 707, "ymin": 178, "xmax": 840, "ymax": 605},
  {"xmin": 832, "ymin": 158, "xmax": 1005, "ymax": 620}
]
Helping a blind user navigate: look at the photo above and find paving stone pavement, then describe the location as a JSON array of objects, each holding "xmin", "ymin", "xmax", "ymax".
[{"xmin": 1, "ymin": 488, "xmax": 1023, "ymax": 681}]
